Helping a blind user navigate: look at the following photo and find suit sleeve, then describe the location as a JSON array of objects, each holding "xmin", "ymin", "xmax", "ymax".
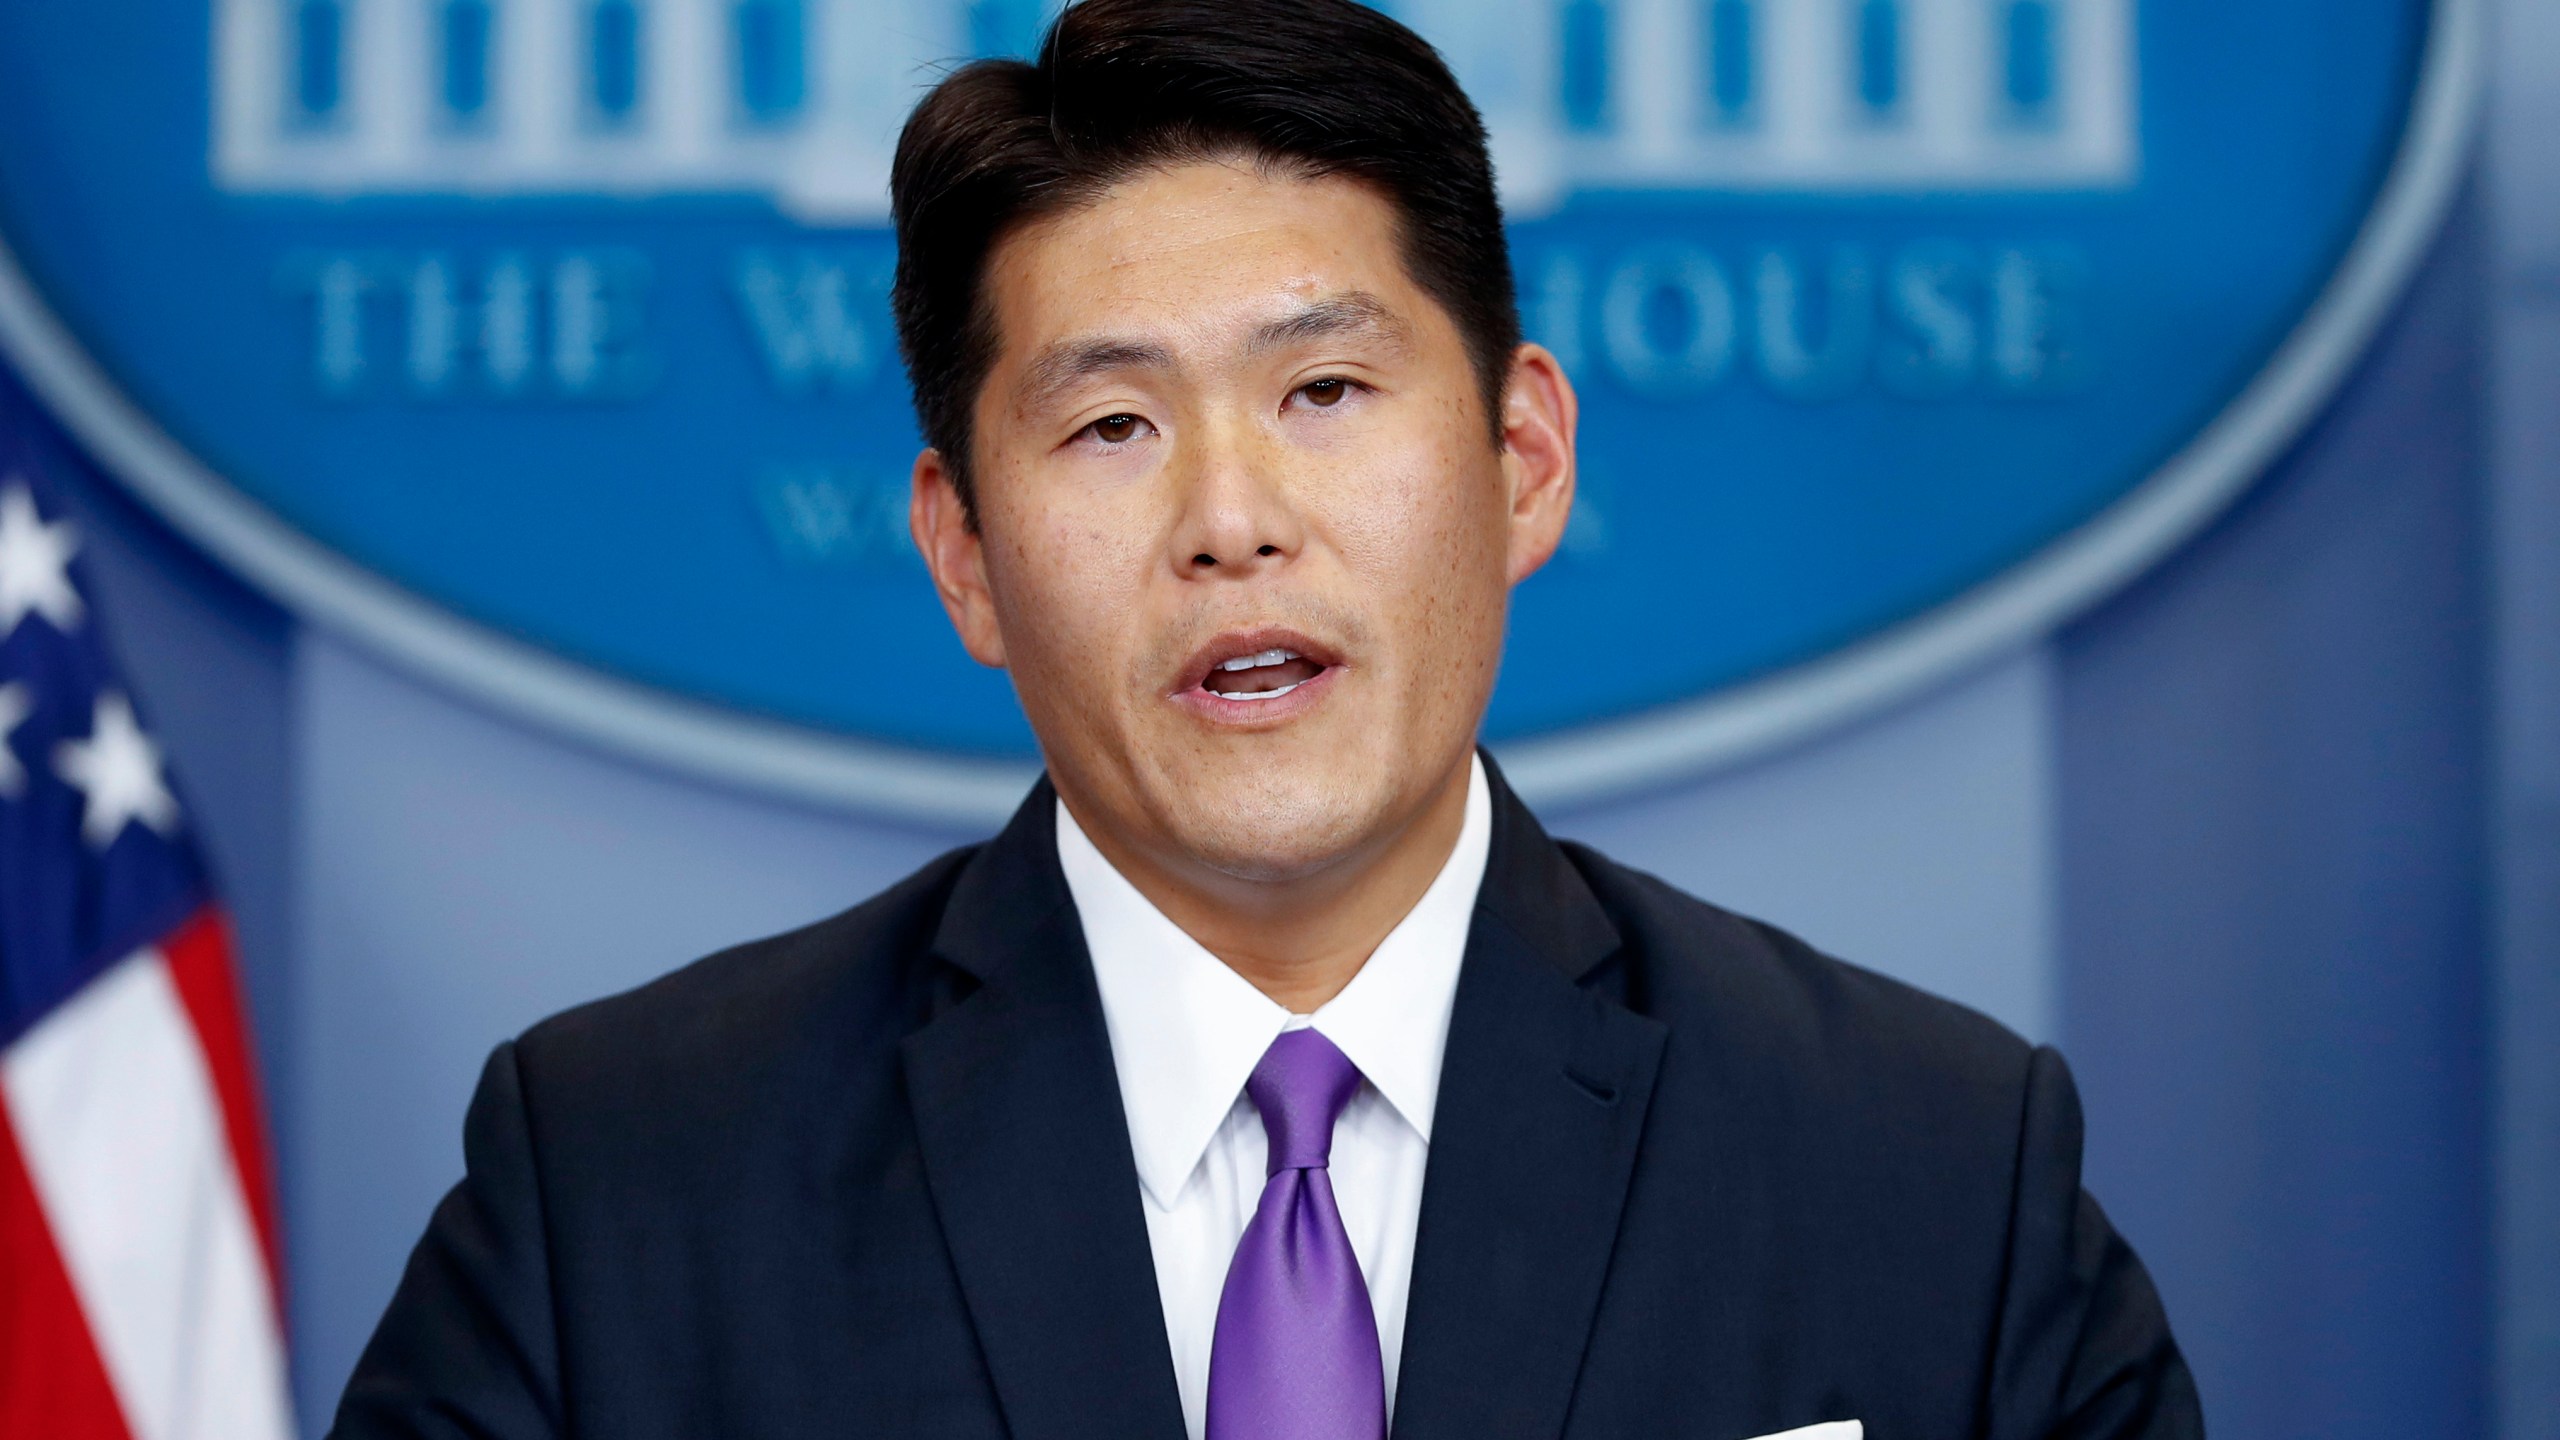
[
  {"xmin": 329, "ymin": 1041, "xmax": 566, "ymax": 1440},
  {"xmin": 1985, "ymin": 1045, "xmax": 2204, "ymax": 1440}
]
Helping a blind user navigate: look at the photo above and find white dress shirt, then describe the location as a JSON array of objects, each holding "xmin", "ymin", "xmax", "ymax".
[{"xmin": 1058, "ymin": 754, "xmax": 1491, "ymax": 1440}]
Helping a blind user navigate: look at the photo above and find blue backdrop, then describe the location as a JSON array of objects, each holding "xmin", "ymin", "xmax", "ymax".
[{"xmin": 0, "ymin": 0, "xmax": 2455, "ymax": 796}]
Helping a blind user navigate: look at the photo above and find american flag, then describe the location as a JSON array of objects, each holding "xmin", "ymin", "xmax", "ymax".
[{"xmin": 0, "ymin": 453, "xmax": 293, "ymax": 1437}]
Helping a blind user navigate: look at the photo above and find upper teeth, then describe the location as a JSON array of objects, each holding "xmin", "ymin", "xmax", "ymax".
[{"xmin": 1219, "ymin": 648, "xmax": 1299, "ymax": 672}]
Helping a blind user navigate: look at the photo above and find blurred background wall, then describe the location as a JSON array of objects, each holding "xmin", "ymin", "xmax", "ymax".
[{"xmin": 0, "ymin": 1, "xmax": 2548, "ymax": 1437}]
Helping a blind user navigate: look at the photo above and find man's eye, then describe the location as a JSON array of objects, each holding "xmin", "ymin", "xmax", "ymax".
[
  {"xmin": 1298, "ymin": 378, "xmax": 1352, "ymax": 408},
  {"xmin": 1084, "ymin": 414, "xmax": 1146, "ymax": 444}
]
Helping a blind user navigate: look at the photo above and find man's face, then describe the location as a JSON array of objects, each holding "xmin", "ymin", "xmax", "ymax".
[{"xmin": 913, "ymin": 160, "xmax": 1574, "ymax": 883}]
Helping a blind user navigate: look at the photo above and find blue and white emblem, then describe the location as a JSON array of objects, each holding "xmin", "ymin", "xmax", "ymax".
[{"xmin": 0, "ymin": 0, "xmax": 2476, "ymax": 818}]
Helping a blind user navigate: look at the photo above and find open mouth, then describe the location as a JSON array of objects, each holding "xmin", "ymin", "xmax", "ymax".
[
  {"xmin": 1177, "ymin": 627, "xmax": 1341, "ymax": 707},
  {"xmin": 1202, "ymin": 646, "xmax": 1329, "ymax": 701}
]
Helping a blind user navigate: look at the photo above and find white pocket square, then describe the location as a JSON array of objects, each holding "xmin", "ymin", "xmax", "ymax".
[{"xmin": 1742, "ymin": 1425, "xmax": 1862, "ymax": 1440}]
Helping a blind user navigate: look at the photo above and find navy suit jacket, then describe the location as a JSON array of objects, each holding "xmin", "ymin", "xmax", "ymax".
[{"xmin": 334, "ymin": 761, "xmax": 2201, "ymax": 1439}]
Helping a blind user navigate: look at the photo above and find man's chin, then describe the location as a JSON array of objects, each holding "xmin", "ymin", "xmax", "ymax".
[{"xmin": 1142, "ymin": 765, "xmax": 1388, "ymax": 886}]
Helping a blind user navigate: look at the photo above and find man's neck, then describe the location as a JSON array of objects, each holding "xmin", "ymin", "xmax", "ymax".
[{"xmin": 1065, "ymin": 756, "xmax": 1475, "ymax": 1014}]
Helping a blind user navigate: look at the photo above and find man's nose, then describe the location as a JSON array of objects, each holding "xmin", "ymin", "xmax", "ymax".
[{"xmin": 1172, "ymin": 421, "xmax": 1304, "ymax": 577}]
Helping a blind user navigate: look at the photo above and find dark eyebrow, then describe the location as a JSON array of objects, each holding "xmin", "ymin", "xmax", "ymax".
[
  {"xmin": 1014, "ymin": 337, "xmax": 1176, "ymax": 417},
  {"xmin": 1248, "ymin": 292, "xmax": 1412, "ymax": 356}
]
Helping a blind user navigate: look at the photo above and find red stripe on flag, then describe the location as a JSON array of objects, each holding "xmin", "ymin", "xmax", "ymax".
[
  {"xmin": 160, "ymin": 906, "xmax": 287, "ymax": 1303},
  {"xmin": 0, "ymin": 1105, "xmax": 135, "ymax": 1440}
]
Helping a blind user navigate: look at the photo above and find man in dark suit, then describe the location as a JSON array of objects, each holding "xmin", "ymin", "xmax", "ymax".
[{"xmin": 333, "ymin": 1, "xmax": 2202, "ymax": 1436}]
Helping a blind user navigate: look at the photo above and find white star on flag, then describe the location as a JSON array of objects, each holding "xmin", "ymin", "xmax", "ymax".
[
  {"xmin": 0, "ymin": 479, "xmax": 83, "ymax": 636},
  {"xmin": 0, "ymin": 681, "xmax": 28, "ymax": 797},
  {"xmin": 53, "ymin": 691, "xmax": 180, "ymax": 848}
]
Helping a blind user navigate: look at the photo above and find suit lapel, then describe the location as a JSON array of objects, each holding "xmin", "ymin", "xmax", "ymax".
[
  {"xmin": 902, "ymin": 781, "xmax": 1188, "ymax": 1440},
  {"xmin": 1391, "ymin": 763, "xmax": 1669, "ymax": 1440}
]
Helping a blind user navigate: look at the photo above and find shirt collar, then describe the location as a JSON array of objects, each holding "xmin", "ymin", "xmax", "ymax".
[{"xmin": 1061, "ymin": 753, "xmax": 1492, "ymax": 1209}]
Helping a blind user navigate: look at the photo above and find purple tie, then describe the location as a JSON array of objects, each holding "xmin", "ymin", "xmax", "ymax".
[{"xmin": 1205, "ymin": 1028, "xmax": 1388, "ymax": 1440}]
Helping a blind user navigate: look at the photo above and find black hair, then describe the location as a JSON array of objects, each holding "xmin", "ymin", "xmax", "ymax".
[{"xmin": 888, "ymin": 0, "xmax": 1520, "ymax": 517}]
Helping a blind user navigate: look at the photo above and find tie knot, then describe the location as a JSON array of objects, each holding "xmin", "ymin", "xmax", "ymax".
[{"xmin": 1244, "ymin": 1028, "xmax": 1363, "ymax": 1175}]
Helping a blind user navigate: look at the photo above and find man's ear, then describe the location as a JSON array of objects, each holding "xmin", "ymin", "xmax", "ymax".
[
  {"xmin": 1499, "ymin": 342, "xmax": 1579, "ymax": 585},
  {"xmin": 910, "ymin": 448, "xmax": 1008, "ymax": 669}
]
